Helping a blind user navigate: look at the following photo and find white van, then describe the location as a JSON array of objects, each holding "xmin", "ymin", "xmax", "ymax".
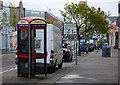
[
  {"xmin": 35, "ymin": 24, "xmax": 63, "ymax": 73},
  {"xmin": 16, "ymin": 24, "xmax": 63, "ymax": 73}
]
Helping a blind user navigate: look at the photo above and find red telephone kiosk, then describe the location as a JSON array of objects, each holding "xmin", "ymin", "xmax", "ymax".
[{"xmin": 17, "ymin": 17, "xmax": 47, "ymax": 78}]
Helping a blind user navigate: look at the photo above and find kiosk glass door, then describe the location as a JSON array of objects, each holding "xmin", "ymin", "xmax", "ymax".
[
  {"xmin": 18, "ymin": 29, "xmax": 28, "ymax": 55},
  {"xmin": 31, "ymin": 29, "xmax": 44, "ymax": 55}
]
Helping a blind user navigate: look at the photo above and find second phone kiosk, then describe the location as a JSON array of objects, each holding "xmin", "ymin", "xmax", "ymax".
[{"xmin": 17, "ymin": 17, "xmax": 47, "ymax": 78}]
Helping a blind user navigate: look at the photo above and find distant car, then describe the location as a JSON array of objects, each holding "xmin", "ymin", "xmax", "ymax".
[
  {"xmin": 87, "ymin": 43, "xmax": 94, "ymax": 52},
  {"xmin": 93, "ymin": 43, "xmax": 96, "ymax": 49},
  {"xmin": 62, "ymin": 44, "xmax": 73, "ymax": 62},
  {"xmin": 80, "ymin": 43, "xmax": 86, "ymax": 52},
  {"xmin": 80, "ymin": 43, "xmax": 89, "ymax": 53},
  {"xmin": 90, "ymin": 43, "xmax": 95, "ymax": 51}
]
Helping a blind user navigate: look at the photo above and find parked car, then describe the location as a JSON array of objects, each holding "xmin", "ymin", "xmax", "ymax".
[
  {"xmin": 80, "ymin": 43, "xmax": 88, "ymax": 53},
  {"xmin": 87, "ymin": 43, "xmax": 94, "ymax": 52},
  {"xmin": 93, "ymin": 43, "xmax": 96, "ymax": 49},
  {"xmin": 90, "ymin": 43, "xmax": 95, "ymax": 51},
  {"xmin": 15, "ymin": 24, "xmax": 63, "ymax": 74},
  {"xmin": 80, "ymin": 43, "xmax": 86, "ymax": 52},
  {"xmin": 62, "ymin": 44, "xmax": 73, "ymax": 62}
]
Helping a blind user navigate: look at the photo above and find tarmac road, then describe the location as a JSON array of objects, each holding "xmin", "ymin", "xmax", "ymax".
[{"xmin": 2, "ymin": 53, "xmax": 16, "ymax": 71}]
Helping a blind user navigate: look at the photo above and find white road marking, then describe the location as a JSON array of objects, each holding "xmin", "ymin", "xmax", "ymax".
[{"xmin": 0, "ymin": 67, "xmax": 17, "ymax": 74}]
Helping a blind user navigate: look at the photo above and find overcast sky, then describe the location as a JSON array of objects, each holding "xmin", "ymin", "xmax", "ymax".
[{"xmin": 2, "ymin": 0, "xmax": 119, "ymax": 18}]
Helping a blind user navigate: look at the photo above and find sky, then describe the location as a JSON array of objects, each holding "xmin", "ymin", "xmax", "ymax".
[{"xmin": 2, "ymin": 0, "xmax": 119, "ymax": 18}]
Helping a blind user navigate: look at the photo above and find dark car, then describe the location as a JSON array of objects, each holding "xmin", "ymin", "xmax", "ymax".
[
  {"xmin": 62, "ymin": 43, "xmax": 73, "ymax": 62},
  {"xmin": 90, "ymin": 43, "xmax": 95, "ymax": 51},
  {"xmin": 87, "ymin": 43, "xmax": 94, "ymax": 52},
  {"xmin": 80, "ymin": 43, "xmax": 88, "ymax": 53},
  {"xmin": 80, "ymin": 43, "xmax": 86, "ymax": 52}
]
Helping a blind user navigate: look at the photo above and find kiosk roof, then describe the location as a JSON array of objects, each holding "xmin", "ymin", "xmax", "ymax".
[{"xmin": 17, "ymin": 17, "xmax": 46, "ymax": 24}]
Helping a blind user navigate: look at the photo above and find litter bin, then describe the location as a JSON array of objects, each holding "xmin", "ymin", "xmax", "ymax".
[{"xmin": 102, "ymin": 46, "xmax": 111, "ymax": 57}]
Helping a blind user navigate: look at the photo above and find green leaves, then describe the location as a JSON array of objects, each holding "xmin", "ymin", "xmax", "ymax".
[
  {"xmin": 2, "ymin": 9, "xmax": 10, "ymax": 27},
  {"xmin": 9, "ymin": 3, "xmax": 19, "ymax": 28},
  {"xmin": 1, "ymin": 3, "xmax": 19, "ymax": 29},
  {"xmin": 60, "ymin": 2, "xmax": 110, "ymax": 40}
]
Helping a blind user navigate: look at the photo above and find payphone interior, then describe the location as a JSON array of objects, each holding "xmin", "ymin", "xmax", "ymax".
[{"xmin": 19, "ymin": 29, "xmax": 28, "ymax": 54}]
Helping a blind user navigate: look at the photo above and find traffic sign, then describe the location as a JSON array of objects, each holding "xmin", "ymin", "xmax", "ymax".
[{"xmin": 64, "ymin": 23, "xmax": 77, "ymax": 34}]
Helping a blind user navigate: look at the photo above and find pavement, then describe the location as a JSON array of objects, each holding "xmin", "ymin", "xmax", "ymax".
[
  {"xmin": 2, "ymin": 53, "xmax": 16, "ymax": 71},
  {"xmin": 55, "ymin": 47, "xmax": 118, "ymax": 84},
  {"xmin": 1, "ymin": 47, "xmax": 119, "ymax": 85}
]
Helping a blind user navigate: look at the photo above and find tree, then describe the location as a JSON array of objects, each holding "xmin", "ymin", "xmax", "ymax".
[
  {"xmin": 87, "ymin": 7, "xmax": 110, "ymax": 46},
  {"xmin": 46, "ymin": 20, "xmax": 56, "ymax": 26},
  {"xmin": 60, "ymin": 3, "xmax": 110, "ymax": 55},
  {"xmin": 60, "ymin": 3, "xmax": 89, "ymax": 55},
  {"xmin": 1, "ymin": 3, "xmax": 19, "ymax": 29},
  {"xmin": 9, "ymin": 3, "xmax": 19, "ymax": 29},
  {"xmin": 1, "ymin": 8, "xmax": 10, "ymax": 27}
]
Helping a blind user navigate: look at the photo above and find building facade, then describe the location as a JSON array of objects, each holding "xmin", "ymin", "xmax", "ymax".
[
  {"xmin": 25, "ymin": 10, "xmax": 46, "ymax": 19},
  {"xmin": 0, "ymin": 1, "xmax": 25, "ymax": 52},
  {"xmin": 25, "ymin": 10, "xmax": 64, "ymax": 35}
]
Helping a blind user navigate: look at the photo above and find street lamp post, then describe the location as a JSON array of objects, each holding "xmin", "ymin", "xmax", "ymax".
[{"xmin": 6, "ymin": 29, "xmax": 8, "ymax": 52}]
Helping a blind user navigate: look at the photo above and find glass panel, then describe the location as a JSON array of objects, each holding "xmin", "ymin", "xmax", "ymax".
[
  {"xmin": 31, "ymin": 29, "xmax": 44, "ymax": 55},
  {"xmin": 18, "ymin": 29, "xmax": 28, "ymax": 54}
]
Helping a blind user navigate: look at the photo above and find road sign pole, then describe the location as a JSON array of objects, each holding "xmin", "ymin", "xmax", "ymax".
[
  {"xmin": 76, "ymin": 35, "xmax": 77, "ymax": 65},
  {"xmin": 74, "ymin": 36, "xmax": 75, "ymax": 58}
]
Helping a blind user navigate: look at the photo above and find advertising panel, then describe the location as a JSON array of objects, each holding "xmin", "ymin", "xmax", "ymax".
[
  {"xmin": 35, "ymin": 40, "xmax": 41, "ymax": 48},
  {"xmin": 110, "ymin": 32, "xmax": 113, "ymax": 37}
]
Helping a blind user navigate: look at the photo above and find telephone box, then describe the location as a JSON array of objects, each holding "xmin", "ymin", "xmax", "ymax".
[{"xmin": 17, "ymin": 17, "xmax": 47, "ymax": 78}]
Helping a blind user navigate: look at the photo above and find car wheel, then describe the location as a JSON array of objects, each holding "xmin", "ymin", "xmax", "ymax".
[
  {"xmin": 70, "ymin": 56, "xmax": 73, "ymax": 61},
  {"xmin": 66, "ymin": 54, "xmax": 71, "ymax": 62},
  {"xmin": 48, "ymin": 61, "xmax": 57, "ymax": 74}
]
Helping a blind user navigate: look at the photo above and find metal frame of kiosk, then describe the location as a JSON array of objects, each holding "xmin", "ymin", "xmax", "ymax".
[{"xmin": 17, "ymin": 17, "xmax": 47, "ymax": 78}]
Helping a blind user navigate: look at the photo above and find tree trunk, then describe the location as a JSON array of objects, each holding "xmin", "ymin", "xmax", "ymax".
[
  {"xmin": 78, "ymin": 37, "xmax": 81, "ymax": 56},
  {"xmin": 76, "ymin": 24, "xmax": 81, "ymax": 56}
]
